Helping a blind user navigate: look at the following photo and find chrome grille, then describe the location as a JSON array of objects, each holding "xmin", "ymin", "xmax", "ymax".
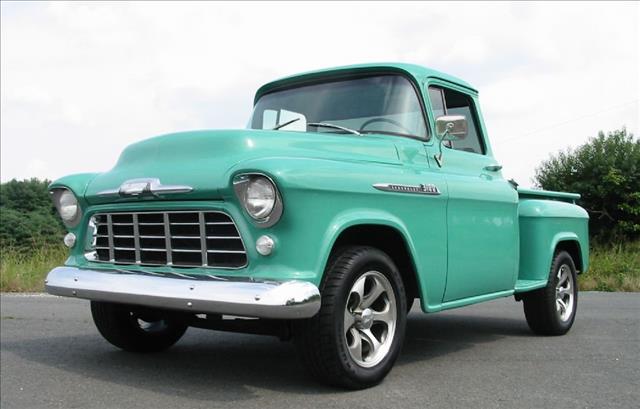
[{"xmin": 88, "ymin": 211, "xmax": 247, "ymax": 269}]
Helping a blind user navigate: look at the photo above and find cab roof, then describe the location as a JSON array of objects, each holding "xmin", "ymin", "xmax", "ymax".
[{"xmin": 254, "ymin": 62, "xmax": 477, "ymax": 104}]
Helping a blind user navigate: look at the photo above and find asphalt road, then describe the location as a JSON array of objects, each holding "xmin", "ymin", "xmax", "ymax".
[{"xmin": 1, "ymin": 292, "xmax": 638, "ymax": 409}]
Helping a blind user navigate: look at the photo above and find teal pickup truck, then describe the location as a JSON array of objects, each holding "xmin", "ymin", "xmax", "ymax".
[{"xmin": 46, "ymin": 63, "xmax": 589, "ymax": 389}]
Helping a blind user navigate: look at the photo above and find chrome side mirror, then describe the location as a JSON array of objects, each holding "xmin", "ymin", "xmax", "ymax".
[
  {"xmin": 434, "ymin": 115, "xmax": 468, "ymax": 168},
  {"xmin": 435, "ymin": 115, "xmax": 468, "ymax": 140}
]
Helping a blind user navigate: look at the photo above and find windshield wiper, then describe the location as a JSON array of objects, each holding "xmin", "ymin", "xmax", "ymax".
[
  {"xmin": 359, "ymin": 129, "xmax": 420, "ymax": 138},
  {"xmin": 307, "ymin": 122, "xmax": 361, "ymax": 136},
  {"xmin": 272, "ymin": 118, "xmax": 300, "ymax": 130}
]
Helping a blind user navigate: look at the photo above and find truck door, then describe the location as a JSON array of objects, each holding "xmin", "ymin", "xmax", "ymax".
[{"xmin": 426, "ymin": 85, "xmax": 519, "ymax": 302}]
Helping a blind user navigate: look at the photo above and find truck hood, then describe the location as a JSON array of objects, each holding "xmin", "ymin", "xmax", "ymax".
[{"xmin": 85, "ymin": 129, "xmax": 400, "ymax": 204}]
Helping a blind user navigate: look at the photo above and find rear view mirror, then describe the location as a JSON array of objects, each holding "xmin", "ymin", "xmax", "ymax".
[
  {"xmin": 433, "ymin": 115, "xmax": 468, "ymax": 168},
  {"xmin": 435, "ymin": 115, "xmax": 468, "ymax": 141}
]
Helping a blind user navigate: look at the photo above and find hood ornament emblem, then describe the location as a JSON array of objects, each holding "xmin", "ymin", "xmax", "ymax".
[{"xmin": 98, "ymin": 178, "xmax": 193, "ymax": 198}]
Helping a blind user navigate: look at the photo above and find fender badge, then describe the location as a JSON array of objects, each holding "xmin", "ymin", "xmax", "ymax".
[{"xmin": 373, "ymin": 183, "xmax": 441, "ymax": 195}]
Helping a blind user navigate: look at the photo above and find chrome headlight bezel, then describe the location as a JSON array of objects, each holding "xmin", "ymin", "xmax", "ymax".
[
  {"xmin": 50, "ymin": 188, "xmax": 82, "ymax": 228},
  {"xmin": 233, "ymin": 173, "xmax": 283, "ymax": 228}
]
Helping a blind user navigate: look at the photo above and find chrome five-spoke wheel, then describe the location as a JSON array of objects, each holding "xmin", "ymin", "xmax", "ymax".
[
  {"xmin": 555, "ymin": 264, "xmax": 575, "ymax": 322},
  {"xmin": 344, "ymin": 271, "xmax": 397, "ymax": 367},
  {"xmin": 294, "ymin": 246, "xmax": 407, "ymax": 389}
]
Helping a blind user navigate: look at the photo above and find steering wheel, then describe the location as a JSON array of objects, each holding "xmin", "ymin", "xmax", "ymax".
[{"xmin": 359, "ymin": 117, "xmax": 414, "ymax": 135}]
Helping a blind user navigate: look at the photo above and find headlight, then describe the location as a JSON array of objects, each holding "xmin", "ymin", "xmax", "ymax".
[
  {"xmin": 51, "ymin": 188, "xmax": 82, "ymax": 227},
  {"xmin": 246, "ymin": 177, "xmax": 275, "ymax": 218},
  {"xmin": 233, "ymin": 174, "xmax": 283, "ymax": 227}
]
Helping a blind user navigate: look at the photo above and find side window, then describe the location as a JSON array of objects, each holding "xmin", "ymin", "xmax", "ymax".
[
  {"xmin": 428, "ymin": 86, "xmax": 484, "ymax": 154},
  {"xmin": 428, "ymin": 87, "xmax": 445, "ymax": 118}
]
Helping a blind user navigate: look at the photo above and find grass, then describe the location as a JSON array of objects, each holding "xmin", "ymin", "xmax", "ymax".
[
  {"xmin": 1, "ymin": 245, "xmax": 68, "ymax": 292},
  {"xmin": 0, "ymin": 242, "xmax": 638, "ymax": 292},
  {"xmin": 578, "ymin": 241, "xmax": 640, "ymax": 292}
]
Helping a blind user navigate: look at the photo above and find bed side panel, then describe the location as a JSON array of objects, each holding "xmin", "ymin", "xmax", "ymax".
[{"xmin": 519, "ymin": 199, "xmax": 589, "ymax": 282}]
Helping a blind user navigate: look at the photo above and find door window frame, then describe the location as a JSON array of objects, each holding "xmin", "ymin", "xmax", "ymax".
[{"xmin": 424, "ymin": 80, "xmax": 487, "ymax": 155}]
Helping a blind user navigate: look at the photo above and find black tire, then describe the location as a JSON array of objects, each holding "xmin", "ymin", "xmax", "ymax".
[
  {"xmin": 90, "ymin": 301, "xmax": 188, "ymax": 353},
  {"xmin": 294, "ymin": 246, "xmax": 407, "ymax": 389},
  {"xmin": 522, "ymin": 250, "xmax": 578, "ymax": 335}
]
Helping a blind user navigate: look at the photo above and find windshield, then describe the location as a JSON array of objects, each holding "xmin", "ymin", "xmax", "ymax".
[{"xmin": 249, "ymin": 75, "xmax": 428, "ymax": 139}]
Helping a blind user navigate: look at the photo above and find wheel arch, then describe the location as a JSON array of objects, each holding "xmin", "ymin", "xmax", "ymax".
[
  {"xmin": 554, "ymin": 237, "xmax": 585, "ymax": 274},
  {"xmin": 319, "ymin": 212, "xmax": 423, "ymax": 306}
]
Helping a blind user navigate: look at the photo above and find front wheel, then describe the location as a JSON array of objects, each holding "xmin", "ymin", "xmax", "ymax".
[
  {"xmin": 91, "ymin": 301, "xmax": 188, "ymax": 352},
  {"xmin": 294, "ymin": 246, "xmax": 407, "ymax": 389},
  {"xmin": 522, "ymin": 250, "xmax": 578, "ymax": 335}
]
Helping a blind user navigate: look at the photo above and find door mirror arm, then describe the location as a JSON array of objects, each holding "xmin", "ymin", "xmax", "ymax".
[{"xmin": 434, "ymin": 115, "xmax": 468, "ymax": 167}]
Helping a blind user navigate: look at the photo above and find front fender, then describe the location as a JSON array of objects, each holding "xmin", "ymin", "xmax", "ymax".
[
  {"xmin": 49, "ymin": 172, "xmax": 101, "ymax": 202},
  {"xmin": 48, "ymin": 173, "xmax": 100, "ymax": 238},
  {"xmin": 225, "ymin": 156, "xmax": 446, "ymax": 307}
]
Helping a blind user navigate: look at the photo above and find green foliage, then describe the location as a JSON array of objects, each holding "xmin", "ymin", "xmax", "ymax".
[
  {"xmin": 534, "ymin": 128, "xmax": 640, "ymax": 242},
  {"xmin": 0, "ymin": 179, "xmax": 66, "ymax": 251}
]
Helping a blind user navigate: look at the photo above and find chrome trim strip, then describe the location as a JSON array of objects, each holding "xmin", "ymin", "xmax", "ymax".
[
  {"xmin": 163, "ymin": 213, "xmax": 173, "ymax": 266},
  {"xmin": 132, "ymin": 213, "xmax": 141, "ymax": 264},
  {"xmin": 373, "ymin": 183, "xmax": 441, "ymax": 195},
  {"xmin": 45, "ymin": 267, "xmax": 321, "ymax": 319},
  {"xmin": 198, "ymin": 212, "xmax": 207, "ymax": 267},
  {"xmin": 106, "ymin": 215, "xmax": 115, "ymax": 262}
]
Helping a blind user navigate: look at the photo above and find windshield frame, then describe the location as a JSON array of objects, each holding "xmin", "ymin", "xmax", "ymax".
[{"xmin": 251, "ymin": 70, "xmax": 431, "ymax": 142}]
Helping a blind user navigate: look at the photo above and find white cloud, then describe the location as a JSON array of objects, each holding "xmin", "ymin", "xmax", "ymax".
[{"xmin": 1, "ymin": 1, "xmax": 638, "ymax": 186}]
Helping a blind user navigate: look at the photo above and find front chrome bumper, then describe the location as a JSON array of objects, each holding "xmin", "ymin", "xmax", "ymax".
[{"xmin": 45, "ymin": 267, "xmax": 321, "ymax": 319}]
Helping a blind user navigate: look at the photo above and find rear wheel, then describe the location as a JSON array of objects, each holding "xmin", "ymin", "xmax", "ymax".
[
  {"xmin": 294, "ymin": 246, "xmax": 407, "ymax": 389},
  {"xmin": 91, "ymin": 301, "xmax": 188, "ymax": 352},
  {"xmin": 522, "ymin": 250, "xmax": 578, "ymax": 335}
]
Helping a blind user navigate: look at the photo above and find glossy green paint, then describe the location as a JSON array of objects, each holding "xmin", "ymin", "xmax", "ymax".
[
  {"xmin": 518, "ymin": 199, "xmax": 589, "ymax": 284},
  {"xmin": 50, "ymin": 63, "xmax": 589, "ymax": 314},
  {"xmin": 83, "ymin": 129, "xmax": 401, "ymax": 205}
]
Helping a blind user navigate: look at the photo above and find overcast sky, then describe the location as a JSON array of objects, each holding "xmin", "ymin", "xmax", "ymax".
[{"xmin": 1, "ymin": 1, "xmax": 638, "ymax": 186}]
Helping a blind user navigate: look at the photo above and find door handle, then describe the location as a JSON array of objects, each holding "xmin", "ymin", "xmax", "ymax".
[{"xmin": 483, "ymin": 164, "xmax": 503, "ymax": 172}]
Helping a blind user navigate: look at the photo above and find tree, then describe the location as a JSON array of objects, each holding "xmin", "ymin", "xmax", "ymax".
[
  {"xmin": 0, "ymin": 178, "xmax": 66, "ymax": 250},
  {"xmin": 534, "ymin": 128, "xmax": 640, "ymax": 242}
]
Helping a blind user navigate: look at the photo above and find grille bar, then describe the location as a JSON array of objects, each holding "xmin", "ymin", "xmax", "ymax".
[
  {"xmin": 199, "ymin": 212, "xmax": 207, "ymax": 267},
  {"xmin": 89, "ymin": 211, "xmax": 247, "ymax": 269},
  {"xmin": 132, "ymin": 213, "xmax": 141, "ymax": 264},
  {"xmin": 163, "ymin": 213, "xmax": 173, "ymax": 266},
  {"xmin": 106, "ymin": 215, "xmax": 115, "ymax": 262}
]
